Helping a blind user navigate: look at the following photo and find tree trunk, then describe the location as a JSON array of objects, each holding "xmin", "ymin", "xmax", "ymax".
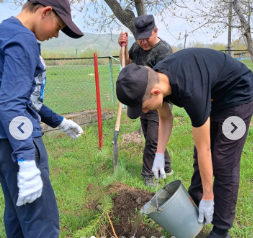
[
  {"xmin": 242, "ymin": 32, "xmax": 253, "ymax": 62},
  {"xmin": 233, "ymin": 0, "xmax": 253, "ymax": 62},
  {"xmin": 134, "ymin": 0, "xmax": 146, "ymax": 16},
  {"xmin": 104, "ymin": 0, "xmax": 136, "ymax": 35},
  {"xmin": 133, "ymin": 0, "xmax": 146, "ymax": 135},
  {"xmin": 105, "ymin": 0, "xmax": 147, "ymax": 136},
  {"xmin": 227, "ymin": 1, "xmax": 232, "ymax": 56}
]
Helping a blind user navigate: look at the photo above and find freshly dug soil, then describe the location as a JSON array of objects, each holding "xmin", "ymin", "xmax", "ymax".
[
  {"xmin": 97, "ymin": 182, "xmax": 164, "ymax": 237},
  {"xmin": 96, "ymin": 182, "xmax": 208, "ymax": 237}
]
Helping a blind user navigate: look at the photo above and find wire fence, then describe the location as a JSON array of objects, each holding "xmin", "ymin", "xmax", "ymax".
[
  {"xmin": 221, "ymin": 49, "xmax": 251, "ymax": 60},
  {"xmin": 43, "ymin": 52, "xmax": 253, "ymax": 116},
  {"xmin": 44, "ymin": 56, "xmax": 121, "ymax": 115}
]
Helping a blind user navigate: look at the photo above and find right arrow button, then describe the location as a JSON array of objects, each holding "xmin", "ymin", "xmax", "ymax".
[{"xmin": 222, "ymin": 116, "xmax": 246, "ymax": 140}]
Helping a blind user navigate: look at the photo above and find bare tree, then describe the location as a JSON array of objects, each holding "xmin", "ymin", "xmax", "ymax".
[
  {"xmin": 163, "ymin": 0, "xmax": 253, "ymax": 61},
  {"xmin": 0, "ymin": 0, "xmax": 181, "ymax": 40},
  {"xmin": 3, "ymin": 0, "xmax": 253, "ymax": 60},
  {"xmin": 233, "ymin": 0, "xmax": 253, "ymax": 60},
  {"xmin": 70, "ymin": 0, "xmax": 180, "ymax": 38}
]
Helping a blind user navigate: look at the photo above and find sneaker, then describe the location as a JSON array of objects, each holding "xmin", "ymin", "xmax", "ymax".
[
  {"xmin": 206, "ymin": 231, "xmax": 231, "ymax": 238},
  {"xmin": 144, "ymin": 176, "xmax": 155, "ymax": 186},
  {"xmin": 165, "ymin": 167, "xmax": 174, "ymax": 176}
]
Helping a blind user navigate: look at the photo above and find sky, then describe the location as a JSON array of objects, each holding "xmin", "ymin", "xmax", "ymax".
[{"xmin": 0, "ymin": 1, "xmax": 234, "ymax": 47}]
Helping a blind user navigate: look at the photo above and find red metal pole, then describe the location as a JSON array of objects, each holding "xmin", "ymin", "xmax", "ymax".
[{"xmin": 93, "ymin": 53, "xmax": 103, "ymax": 148}]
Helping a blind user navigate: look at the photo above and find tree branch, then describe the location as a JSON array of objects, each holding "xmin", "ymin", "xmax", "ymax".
[
  {"xmin": 134, "ymin": 0, "xmax": 146, "ymax": 16},
  {"xmin": 233, "ymin": 0, "xmax": 250, "ymax": 31},
  {"xmin": 234, "ymin": 0, "xmax": 253, "ymax": 61},
  {"xmin": 104, "ymin": 0, "xmax": 136, "ymax": 35}
]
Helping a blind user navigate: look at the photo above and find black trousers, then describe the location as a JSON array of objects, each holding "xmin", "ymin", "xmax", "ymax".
[
  {"xmin": 140, "ymin": 109, "xmax": 172, "ymax": 176},
  {"xmin": 0, "ymin": 137, "xmax": 59, "ymax": 238},
  {"xmin": 188, "ymin": 100, "xmax": 253, "ymax": 229}
]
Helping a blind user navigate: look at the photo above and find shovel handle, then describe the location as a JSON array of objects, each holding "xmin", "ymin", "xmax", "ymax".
[
  {"xmin": 115, "ymin": 102, "xmax": 122, "ymax": 131},
  {"xmin": 114, "ymin": 43, "xmax": 126, "ymax": 131},
  {"xmin": 121, "ymin": 42, "xmax": 126, "ymax": 68}
]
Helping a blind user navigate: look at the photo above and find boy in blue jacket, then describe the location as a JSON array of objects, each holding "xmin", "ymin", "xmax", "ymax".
[{"xmin": 0, "ymin": 0, "xmax": 84, "ymax": 237}]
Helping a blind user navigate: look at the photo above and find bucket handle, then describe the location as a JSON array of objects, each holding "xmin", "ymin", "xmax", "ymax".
[{"xmin": 155, "ymin": 178, "xmax": 167, "ymax": 213}]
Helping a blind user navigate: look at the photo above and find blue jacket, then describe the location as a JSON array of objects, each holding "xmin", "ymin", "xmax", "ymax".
[{"xmin": 0, "ymin": 17, "xmax": 62, "ymax": 162}]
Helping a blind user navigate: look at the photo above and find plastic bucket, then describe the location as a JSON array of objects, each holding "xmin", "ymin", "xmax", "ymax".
[{"xmin": 141, "ymin": 180, "xmax": 203, "ymax": 238}]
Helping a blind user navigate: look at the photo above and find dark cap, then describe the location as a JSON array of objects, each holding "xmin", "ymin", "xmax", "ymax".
[
  {"xmin": 116, "ymin": 63, "xmax": 148, "ymax": 119},
  {"xmin": 135, "ymin": 15, "xmax": 155, "ymax": 40},
  {"xmin": 28, "ymin": 0, "xmax": 84, "ymax": 38}
]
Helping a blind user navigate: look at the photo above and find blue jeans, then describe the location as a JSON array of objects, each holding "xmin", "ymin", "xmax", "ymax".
[{"xmin": 0, "ymin": 137, "xmax": 59, "ymax": 238}]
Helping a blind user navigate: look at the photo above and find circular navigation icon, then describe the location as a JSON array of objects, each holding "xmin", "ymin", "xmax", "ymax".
[
  {"xmin": 222, "ymin": 116, "xmax": 246, "ymax": 140},
  {"xmin": 9, "ymin": 116, "xmax": 33, "ymax": 140}
]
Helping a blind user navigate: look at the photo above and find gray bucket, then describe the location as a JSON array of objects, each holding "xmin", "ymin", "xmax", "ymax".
[{"xmin": 141, "ymin": 180, "xmax": 203, "ymax": 238}]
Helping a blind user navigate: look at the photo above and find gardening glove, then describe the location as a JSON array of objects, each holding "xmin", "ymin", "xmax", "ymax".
[
  {"xmin": 198, "ymin": 197, "xmax": 214, "ymax": 225},
  {"xmin": 16, "ymin": 160, "xmax": 43, "ymax": 206},
  {"xmin": 59, "ymin": 118, "xmax": 83, "ymax": 139},
  {"xmin": 152, "ymin": 153, "xmax": 166, "ymax": 179}
]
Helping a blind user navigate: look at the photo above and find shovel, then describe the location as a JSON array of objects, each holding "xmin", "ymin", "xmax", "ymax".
[{"xmin": 113, "ymin": 42, "xmax": 126, "ymax": 175}]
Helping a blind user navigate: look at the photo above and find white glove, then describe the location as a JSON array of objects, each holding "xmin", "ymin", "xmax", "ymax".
[
  {"xmin": 16, "ymin": 160, "xmax": 43, "ymax": 206},
  {"xmin": 152, "ymin": 153, "xmax": 166, "ymax": 179},
  {"xmin": 198, "ymin": 197, "xmax": 214, "ymax": 225},
  {"xmin": 59, "ymin": 118, "xmax": 83, "ymax": 139}
]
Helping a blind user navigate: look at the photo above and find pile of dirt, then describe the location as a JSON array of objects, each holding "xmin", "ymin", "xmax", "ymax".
[
  {"xmin": 93, "ymin": 182, "xmax": 208, "ymax": 237},
  {"xmin": 98, "ymin": 182, "xmax": 164, "ymax": 237}
]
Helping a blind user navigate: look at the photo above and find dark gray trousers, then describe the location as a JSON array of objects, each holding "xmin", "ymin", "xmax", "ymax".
[
  {"xmin": 188, "ymin": 100, "xmax": 253, "ymax": 229},
  {"xmin": 140, "ymin": 109, "xmax": 172, "ymax": 176},
  {"xmin": 0, "ymin": 137, "xmax": 59, "ymax": 238}
]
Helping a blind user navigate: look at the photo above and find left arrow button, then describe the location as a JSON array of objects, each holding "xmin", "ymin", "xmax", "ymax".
[{"xmin": 9, "ymin": 117, "xmax": 33, "ymax": 140}]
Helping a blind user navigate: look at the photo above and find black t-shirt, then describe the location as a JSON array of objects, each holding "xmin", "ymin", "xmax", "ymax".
[
  {"xmin": 153, "ymin": 48, "xmax": 253, "ymax": 127},
  {"xmin": 129, "ymin": 38, "xmax": 173, "ymax": 68}
]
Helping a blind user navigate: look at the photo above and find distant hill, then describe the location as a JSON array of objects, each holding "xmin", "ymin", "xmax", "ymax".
[{"xmin": 40, "ymin": 32, "xmax": 136, "ymax": 57}]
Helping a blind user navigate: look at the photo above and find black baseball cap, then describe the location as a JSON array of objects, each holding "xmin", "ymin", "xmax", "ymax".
[
  {"xmin": 116, "ymin": 63, "xmax": 148, "ymax": 119},
  {"xmin": 28, "ymin": 0, "xmax": 84, "ymax": 38},
  {"xmin": 135, "ymin": 15, "xmax": 155, "ymax": 40}
]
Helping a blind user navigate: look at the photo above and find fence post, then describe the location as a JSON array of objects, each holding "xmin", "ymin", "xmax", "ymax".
[
  {"xmin": 109, "ymin": 57, "xmax": 115, "ymax": 106},
  {"xmin": 94, "ymin": 53, "xmax": 103, "ymax": 148}
]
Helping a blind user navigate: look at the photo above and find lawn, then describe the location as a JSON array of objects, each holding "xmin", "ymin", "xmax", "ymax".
[
  {"xmin": 43, "ymin": 58, "xmax": 253, "ymax": 115},
  {"xmin": 0, "ymin": 59, "xmax": 252, "ymax": 237},
  {"xmin": 241, "ymin": 59, "xmax": 253, "ymax": 71},
  {"xmin": 43, "ymin": 59, "xmax": 121, "ymax": 115},
  {"xmin": 0, "ymin": 107, "xmax": 252, "ymax": 237}
]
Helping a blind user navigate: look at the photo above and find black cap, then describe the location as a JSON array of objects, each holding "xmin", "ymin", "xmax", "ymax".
[
  {"xmin": 116, "ymin": 64, "xmax": 148, "ymax": 119},
  {"xmin": 28, "ymin": 0, "xmax": 84, "ymax": 38},
  {"xmin": 135, "ymin": 15, "xmax": 155, "ymax": 40}
]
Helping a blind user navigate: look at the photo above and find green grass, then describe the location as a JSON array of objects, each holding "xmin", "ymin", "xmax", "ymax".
[
  {"xmin": 42, "ymin": 59, "xmax": 252, "ymax": 116},
  {"xmin": 240, "ymin": 59, "xmax": 253, "ymax": 71},
  {"xmin": 0, "ymin": 107, "xmax": 252, "ymax": 237},
  {"xmin": 44, "ymin": 61, "xmax": 121, "ymax": 115},
  {"xmin": 0, "ymin": 60, "xmax": 252, "ymax": 237}
]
